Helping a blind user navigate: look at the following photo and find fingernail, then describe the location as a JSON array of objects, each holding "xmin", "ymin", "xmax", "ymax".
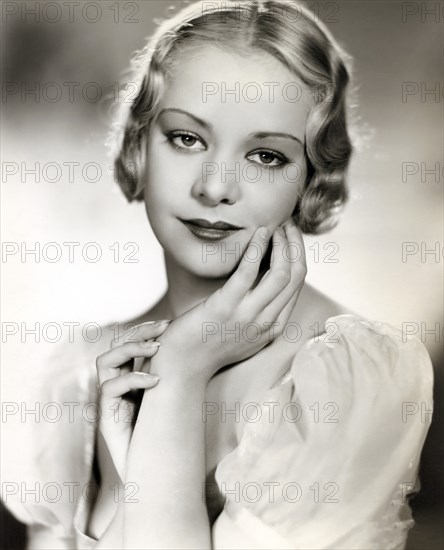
[
  {"xmin": 156, "ymin": 319, "xmax": 171, "ymax": 326},
  {"xmin": 141, "ymin": 340, "xmax": 161, "ymax": 348},
  {"xmin": 135, "ymin": 372, "xmax": 160, "ymax": 382},
  {"xmin": 258, "ymin": 226, "xmax": 268, "ymax": 239}
]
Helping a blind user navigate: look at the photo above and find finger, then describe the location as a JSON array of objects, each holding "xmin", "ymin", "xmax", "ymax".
[
  {"xmin": 96, "ymin": 341, "xmax": 161, "ymax": 387},
  {"xmin": 110, "ymin": 321, "xmax": 169, "ymax": 378},
  {"xmin": 220, "ymin": 226, "xmax": 270, "ymax": 302},
  {"xmin": 110, "ymin": 320, "xmax": 170, "ymax": 349},
  {"xmin": 284, "ymin": 218, "xmax": 307, "ymax": 276},
  {"xmin": 273, "ymin": 220, "xmax": 307, "ymax": 321},
  {"xmin": 100, "ymin": 371, "xmax": 160, "ymax": 398},
  {"xmin": 260, "ymin": 220, "xmax": 307, "ymax": 323},
  {"xmin": 118, "ymin": 358, "xmax": 134, "ymax": 379},
  {"xmin": 244, "ymin": 225, "xmax": 291, "ymax": 313}
]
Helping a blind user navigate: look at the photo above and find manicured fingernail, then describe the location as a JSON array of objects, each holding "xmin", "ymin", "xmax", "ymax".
[
  {"xmin": 258, "ymin": 226, "xmax": 268, "ymax": 238},
  {"xmin": 135, "ymin": 372, "xmax": 160, "ymax": 382},
  {"xmin": 156, "ymin": 319, "xmax": 171, "ymax": 326},
  {"xmin": 141, "ymin": 341, "xmax": 161, "ymax": 348}
]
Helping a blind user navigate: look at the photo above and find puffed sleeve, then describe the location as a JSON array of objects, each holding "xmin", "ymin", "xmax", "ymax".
[
  {"xmin": 213, "ymin": 314, "xmax": 434, "ymax": 550},
  {"xmin": 1, "ymin": 337, "xmax": 100, "ymax": 550}
]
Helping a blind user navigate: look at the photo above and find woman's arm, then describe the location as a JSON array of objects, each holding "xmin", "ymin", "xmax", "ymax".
[
  {"xmin": 95, "ymin": 221, "xmax": 306, "ymax": 549},
  {"xmin": 97, "ymin": 364, "xmax": 211, "ymax": 550},
  {"xmin": 86, "ymin": 321, "xmax": 170, "ymax": 542}
]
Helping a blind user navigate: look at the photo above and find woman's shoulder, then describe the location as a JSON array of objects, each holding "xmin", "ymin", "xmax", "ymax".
[
  {"xmin": 214, "ymin": 298, "xmax": 434, "ymax": 548},
  {"xmin": 292, "ymin": 283, "xmax": 355, "ymax": 332},
  {"xmin": 286, "ymin": 285, "xmax": 434, "ymax": 408},
  {"xmin": 287, "ymin": 310, "xmax": 434, "ymax": 406},
  {"xmin": 235, "ymin": 283, "xmax": 433, "ymax": 442},
  {"xmin": 282, "ymin": 283, "xmax": 432, "ymax": 382}
]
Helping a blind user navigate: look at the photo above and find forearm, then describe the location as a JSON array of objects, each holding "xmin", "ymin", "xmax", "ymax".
[
  {"xmin": 87, "ymin": 431, "xmax": 123, "ymax": 540},
  {"xmin": 105, "ymin": 364, "xmax": 211, "ymax": 549}
]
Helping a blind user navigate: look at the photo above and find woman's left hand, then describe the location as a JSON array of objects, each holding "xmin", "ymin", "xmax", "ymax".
[{"xmin": 150, "ymin": 217, "xmax": 307, "ymax": 385}]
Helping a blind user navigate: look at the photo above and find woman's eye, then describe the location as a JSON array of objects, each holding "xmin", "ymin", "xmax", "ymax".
[
  {"xmin": 247, "ymin": 150, "xmax": 288, "ymax": 168},
  {"xmin": 166, "ymin": 131, "xmax": 206, "ymax": 152}
]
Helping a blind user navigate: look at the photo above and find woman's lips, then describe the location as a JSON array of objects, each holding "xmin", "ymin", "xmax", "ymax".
[{"xmin": 179, "ymin": 219, "xmax": 242, "ymax": 241}]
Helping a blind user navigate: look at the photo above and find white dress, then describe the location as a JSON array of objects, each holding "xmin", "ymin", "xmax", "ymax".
[{"xmin": 1, "ymin": 314, "xmax": 434, "ymax": 549}]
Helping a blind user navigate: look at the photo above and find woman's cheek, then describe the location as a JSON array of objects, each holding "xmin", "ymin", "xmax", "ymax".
[
  {"xmin": 148, "ymin": 147, "xmax": 201, "ymax": 201},
  {"xmin": 144, "ymin": 153, "xmax": 179, "ymax": 207},
  {"xmin": 272, "ymin": 160, "xmax": 307, "ymax": 218},
  {"xmin": 250, "ymin": 176, "xmax": 303, "ymax": 226}
]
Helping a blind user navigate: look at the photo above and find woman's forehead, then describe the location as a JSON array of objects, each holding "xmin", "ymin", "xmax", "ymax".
[
  {"xmin": 165, "ymin": 44, "xmax": 306, "ymax": 93},
  {"xmin": 160, "ymin": 46, "xmax": 311, "ymax": 131}
]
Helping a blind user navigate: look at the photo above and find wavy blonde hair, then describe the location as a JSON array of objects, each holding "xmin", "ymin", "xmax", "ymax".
[{"xmin": 110, "ymin": 0, "xmax": 353, "ymax": 234}]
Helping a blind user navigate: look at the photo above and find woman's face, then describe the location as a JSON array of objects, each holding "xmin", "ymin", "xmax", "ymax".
[{"xmin": 143, "ymin": 45, "xmax": 311, "ymax": 278}]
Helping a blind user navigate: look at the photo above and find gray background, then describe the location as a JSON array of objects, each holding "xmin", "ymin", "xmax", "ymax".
[{"xmin": 1, "ymin": 1, "xmax": 442, "ymax": 548}]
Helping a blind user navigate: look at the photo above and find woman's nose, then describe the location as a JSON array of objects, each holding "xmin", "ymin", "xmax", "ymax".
[{"xmin": 191, "ymin": 160, "xmax": 241, "ymax": 206}]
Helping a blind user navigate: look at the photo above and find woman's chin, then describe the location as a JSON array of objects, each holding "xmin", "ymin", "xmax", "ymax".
[{"xmin": 173, "ymin": 250, "xmax": 239, "ymax": 280}]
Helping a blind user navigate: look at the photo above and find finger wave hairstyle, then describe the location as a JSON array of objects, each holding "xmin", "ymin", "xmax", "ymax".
[{"xmin": 109, "ymin": 0, "xmax": 354, "ymax": 234}]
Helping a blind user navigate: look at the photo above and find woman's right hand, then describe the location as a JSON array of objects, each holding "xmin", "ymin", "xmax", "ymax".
[{"xmin": 95, "ymin": 320, "xmax": 170, "ymax": 482}]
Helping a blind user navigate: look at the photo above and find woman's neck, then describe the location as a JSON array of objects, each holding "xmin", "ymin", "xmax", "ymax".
[{"xmin": 163, "ymin": 253, "xmax": 230, "ymax": 319}]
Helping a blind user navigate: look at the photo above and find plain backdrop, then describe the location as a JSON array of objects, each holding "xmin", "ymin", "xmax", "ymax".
[{"xmin": 1, "ymin": 1, "xmax": 443, "ymax": 548}]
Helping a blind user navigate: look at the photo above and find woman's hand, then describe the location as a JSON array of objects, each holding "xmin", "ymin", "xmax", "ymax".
[
  {"xmin": 95, "ymin": 320, "xmax": 170, "ymax": 481},
  {"xmin": 151, "ymin": 218, "xmax": 307, "ymax": 385}
]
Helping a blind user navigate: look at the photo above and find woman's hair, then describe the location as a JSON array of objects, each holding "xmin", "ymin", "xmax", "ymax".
[{"xmin": 110, "ymin": 0, "xmax": 353, "ymax": 234}]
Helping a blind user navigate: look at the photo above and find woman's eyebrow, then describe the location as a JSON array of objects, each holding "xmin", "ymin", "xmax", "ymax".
[
  {"xmin": 158, "ymin": 108, "xmax": 212, "ymax": 131},
  {"xmin": 248, "ymin": 131, "xmax": 304, "ymax": 147}
]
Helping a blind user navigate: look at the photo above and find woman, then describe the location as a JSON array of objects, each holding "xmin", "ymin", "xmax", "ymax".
[{"xmin": 3, "ymin": 1, "xmax": 433, "ymax": 548}]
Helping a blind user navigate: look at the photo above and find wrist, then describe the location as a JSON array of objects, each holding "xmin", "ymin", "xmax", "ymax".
[{"xmin": 148, "ymin": 347, "xmax": 213, "ymax": 386}]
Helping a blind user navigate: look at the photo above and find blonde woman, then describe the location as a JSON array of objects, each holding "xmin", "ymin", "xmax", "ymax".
[{"xmin": 3, "ymin": 1, "xmax": 433, "ymax": 549}]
